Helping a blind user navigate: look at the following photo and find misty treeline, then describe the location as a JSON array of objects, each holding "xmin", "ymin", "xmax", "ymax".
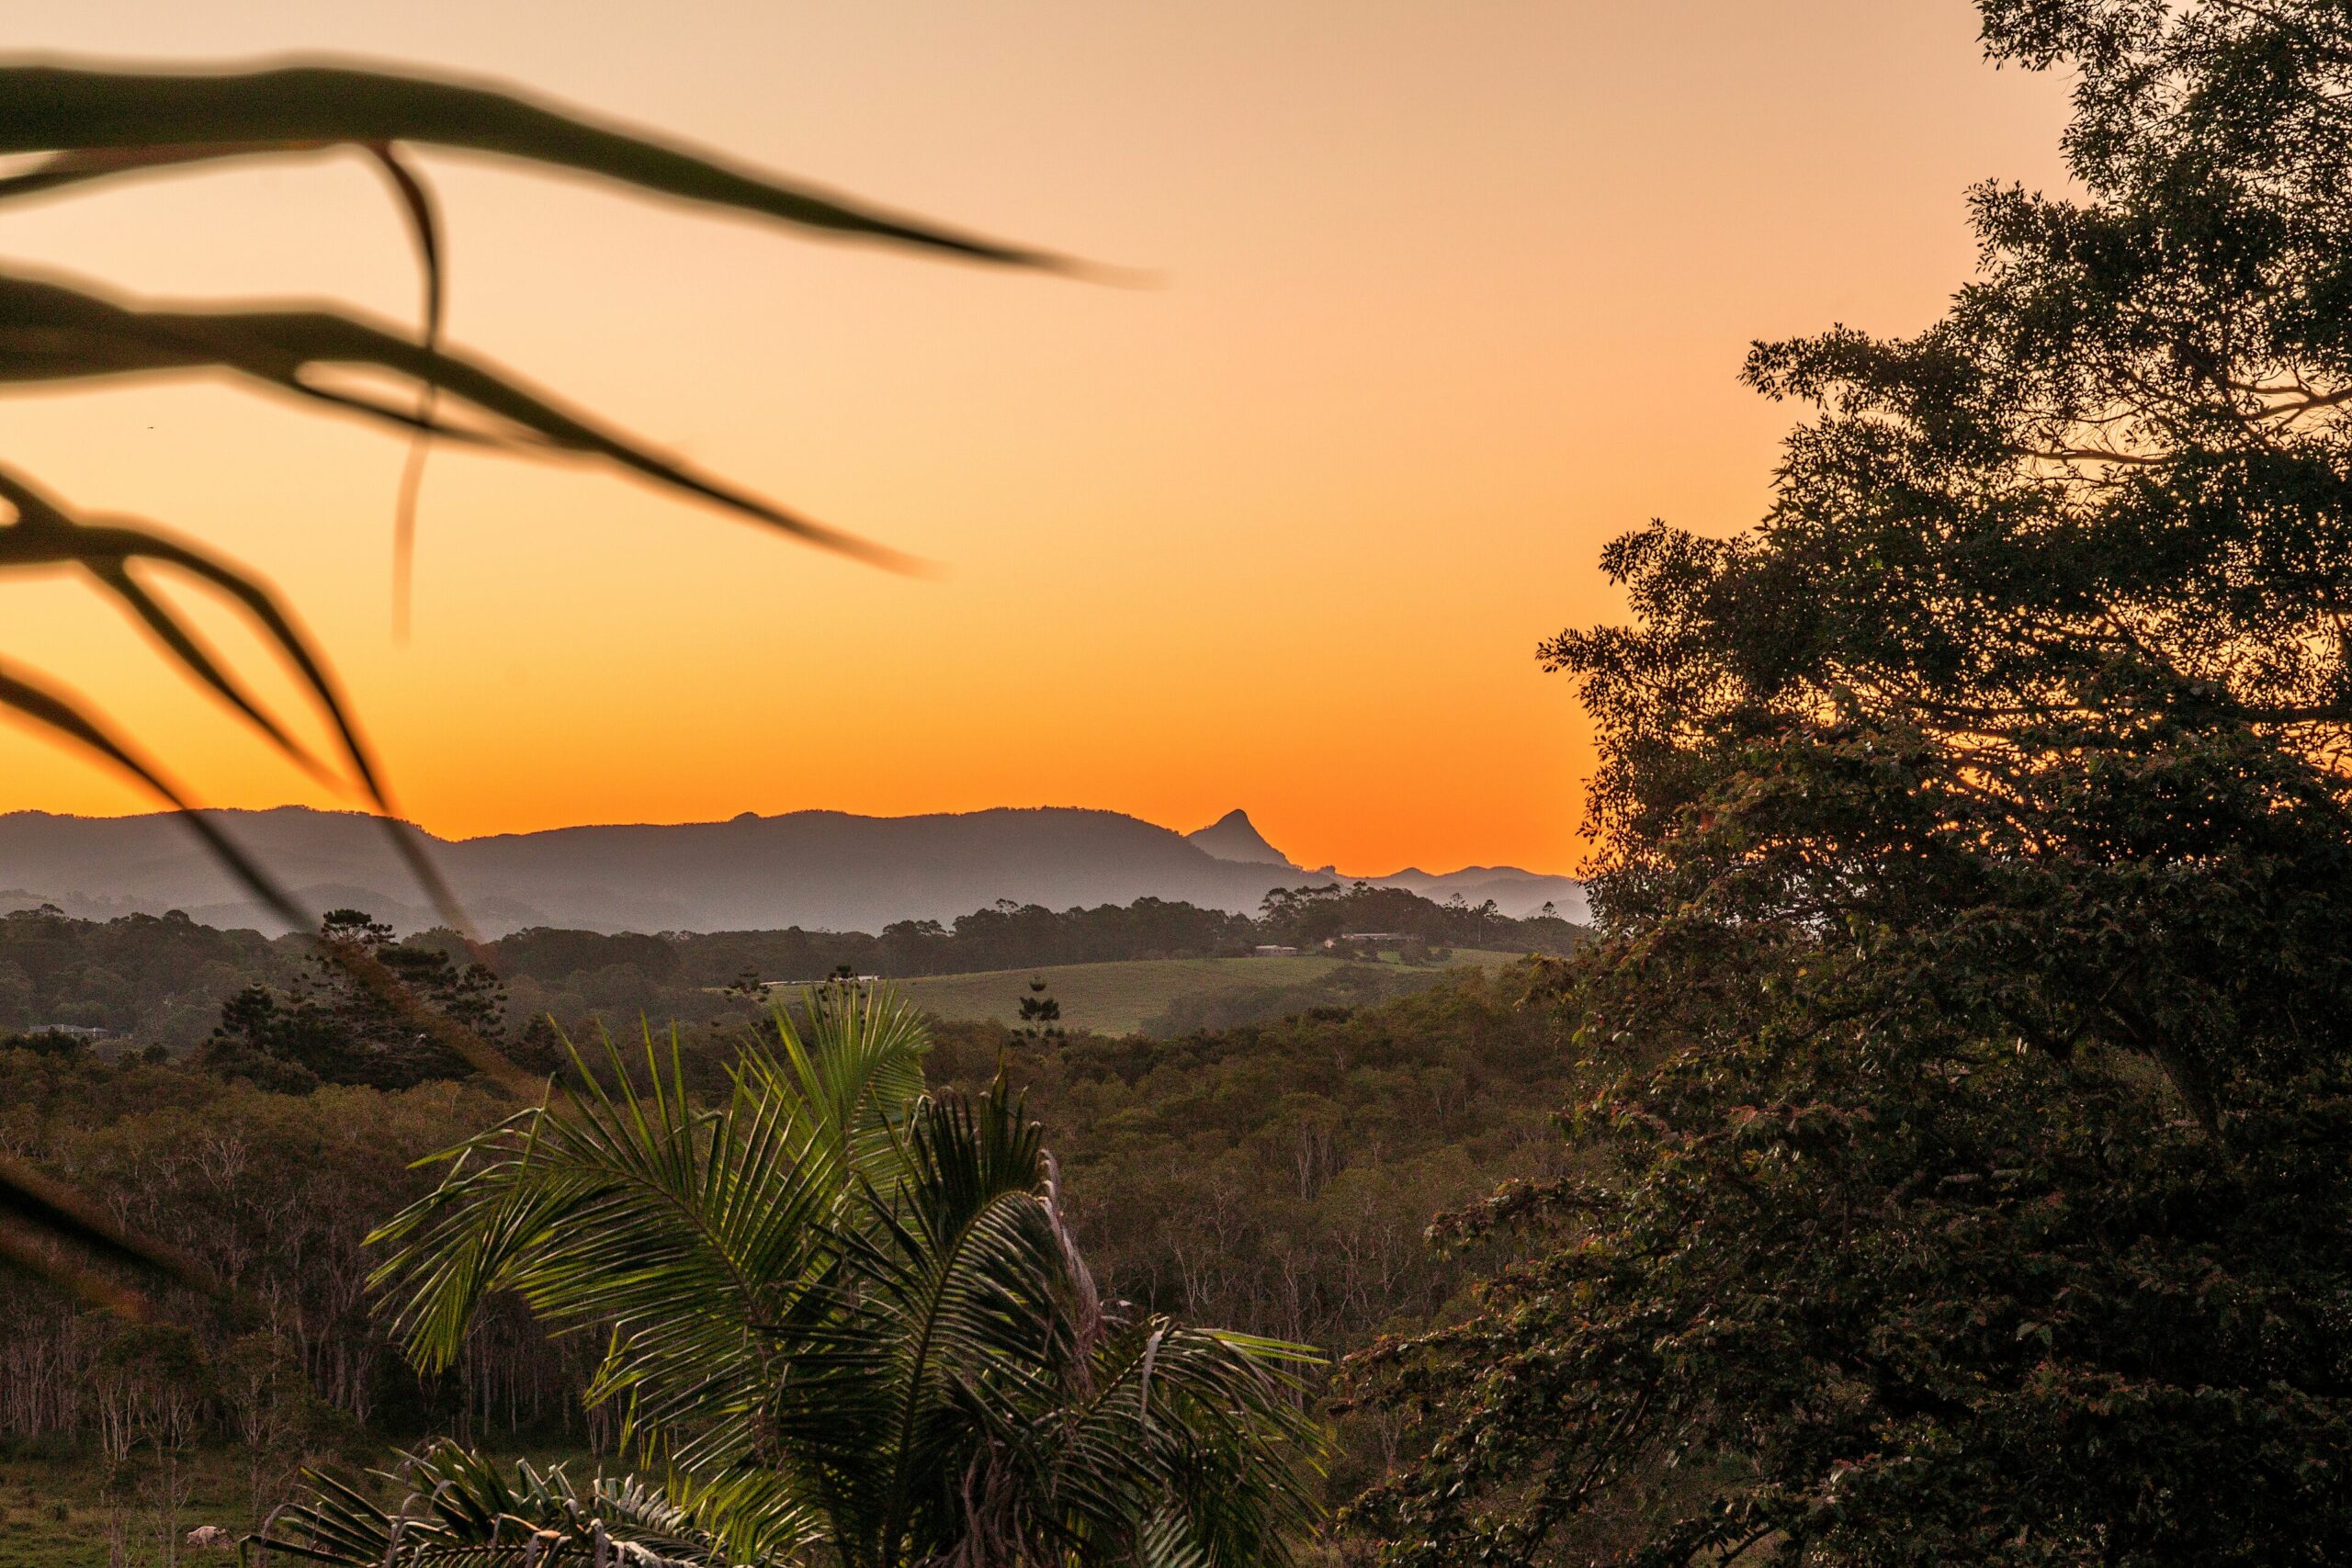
[
  {"xmin": 0, "ymin": 966, "xmax": 1566, "ymax": 1520},
  {"xmin": 0, "ymin": 908, "xmax": 298, "ymax": 1050},
  {"xmin": 494, "ymin": 884, "xmax": 1567, "ymax": 1026},
  {"xmin": 0, "ymin": 881, "xmax": 1580, "ymax": 1050}
]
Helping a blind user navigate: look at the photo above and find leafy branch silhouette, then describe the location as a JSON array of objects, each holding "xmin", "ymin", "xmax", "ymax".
[{"xmin": 0, "ymin": 56, "xmax": 1069, "ymax": 1307}]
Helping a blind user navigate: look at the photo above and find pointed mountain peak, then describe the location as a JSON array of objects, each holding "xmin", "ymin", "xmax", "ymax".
[{"xmin": 1185, "ymin": 809, "xmax": 1295, "ymax": 868}]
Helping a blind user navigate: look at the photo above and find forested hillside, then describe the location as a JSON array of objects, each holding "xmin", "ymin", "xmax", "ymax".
[
  {"xmin": 0, "ymin": 967, "xmax": 1567, "ymax": 1531},
  {"xmin": 0, "ymin": 884, "xmax": 1580, "ymax": 1049},
  {"xmin": 0, "ymin": 910, "xmax": 300, "ymax": 1045}
]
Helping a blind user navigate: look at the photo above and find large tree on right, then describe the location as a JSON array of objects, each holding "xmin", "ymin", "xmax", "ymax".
[{"xmin": 1352, "ymin": 5, "xmax": 2352, "ymax": 1564}]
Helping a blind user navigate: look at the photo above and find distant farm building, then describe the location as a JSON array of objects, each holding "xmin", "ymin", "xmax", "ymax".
[{"xmin": 1252, "ymin": 944, "xmax": 1300, "ymax": 957}]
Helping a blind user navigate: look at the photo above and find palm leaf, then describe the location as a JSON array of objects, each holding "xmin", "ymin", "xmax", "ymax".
[
  {"xmin": 1057, "ymin": 1323, "xmax": 1324, "ymax": 1568},
  {"xmin": 250, "ymin": 1439, "xmax": 803, "ymax": 1567},
  {"xmin": 372, "ymin": 1004, "xmax": 933, "ymax": 1472},
  {"xmin": 0, "ymin": 60, "xmax": 1083, "ymax": 271},
  {"xmin": 0, "ymin": 269, "xmax": 924, "ymax": 570},
  {"xmin": 359, "ymin": 138, "xmax": 446, "ymax": 640},
  {"xmin": 778, "ymin": 1084, "xmax": 1067, "ymax": 1554},
  {"xmin": 759, "ymin": 985, "xmax": 935, "ymax": 1183},
  {"xmin": 1138, "ymin": 1506, "xmax": 1216, "ymax": 1568},
  {"xmin": 359, "ymin": 995, "xmax": 1321, "ymax": 1567}
]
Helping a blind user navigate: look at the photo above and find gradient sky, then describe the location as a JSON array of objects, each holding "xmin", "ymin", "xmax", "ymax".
[{"xmin": 0, "ymin": 1, "xmax": 2072, "ymax": 876}]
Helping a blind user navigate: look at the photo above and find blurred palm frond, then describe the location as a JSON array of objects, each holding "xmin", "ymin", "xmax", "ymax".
[
  {"xmin": 0, "ymin": 56, "xmax": 1074, "ymax": 1313},
  {"xmin": 0, "ymin": 60, "xmax": 1081, "ymax": 269}
]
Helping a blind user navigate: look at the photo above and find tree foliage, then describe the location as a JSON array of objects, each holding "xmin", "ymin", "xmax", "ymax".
[
  {"xmin": 1, "ymin": 968, "xmax": 1570, "ymax": 1535},
  {"xmin": 1351, "ymin": 4, "xmax": 2352, "ymax": 1562},
  {"xmin": 0, "ymin": 888, "xmax": 1580, "ymax": 1055},
  {"xmin": 0, "ymin": 1052, "xmax": 557, "ymax": 1461},
  {"xmin": 202, "ymin": 909, "xmax": 506, "ymax": 1091},
  {"xmin": 255, "ymin": 988, "xmax": 1323, "ymax": 1568},
  {"xmin": 0, "ymin": 902, "xmax": 290, "ymax": 1044}
]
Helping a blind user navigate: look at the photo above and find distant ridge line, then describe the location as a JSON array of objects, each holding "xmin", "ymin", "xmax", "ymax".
[{"xmin": 0, "ymin": 804, "xmax": 1585, "ymax": 936}]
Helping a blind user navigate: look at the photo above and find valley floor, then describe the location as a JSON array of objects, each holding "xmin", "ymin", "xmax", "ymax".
[{"xmin": 896, "ymin": 950, "xmax": 1524, "ymax": 1034}]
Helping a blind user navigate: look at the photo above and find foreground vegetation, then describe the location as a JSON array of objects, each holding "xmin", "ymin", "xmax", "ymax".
[
  {"xmin": 277, "ymin": 988, "xmax": 1320, "ymax": 1568},
  {"xmin": 0, "ymin": 966, "xmax": 1567, "ymax": 1562}
]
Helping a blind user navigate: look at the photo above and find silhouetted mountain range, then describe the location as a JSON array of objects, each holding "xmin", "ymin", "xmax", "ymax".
[{"xmin": 0, "ymin": 806, "xmax": 1585, "ymax": 936}]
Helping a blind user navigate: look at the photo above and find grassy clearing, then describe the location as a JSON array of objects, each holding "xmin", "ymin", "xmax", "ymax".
[
  {"xmin": 896, "ymin": 950, "xmax": 1524, "ymax": 1036},
  {"xmin": 0, "ymin": 1451, "xmax": 249, "ymax": 1568},
  {"xmin": 0, "ymin": 1448, "xmax": 596, "ymax": 1568}
]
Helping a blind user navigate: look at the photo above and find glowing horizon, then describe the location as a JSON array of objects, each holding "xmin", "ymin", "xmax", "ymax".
[{"xmin": 0, "ymin": 2, "xmax": 2071, "ymax": 880}]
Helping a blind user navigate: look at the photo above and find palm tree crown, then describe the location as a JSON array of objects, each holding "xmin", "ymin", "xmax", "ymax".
[{"xmin": 254, "ymin": 986, "xmax": 1322, "ymax": 1568}]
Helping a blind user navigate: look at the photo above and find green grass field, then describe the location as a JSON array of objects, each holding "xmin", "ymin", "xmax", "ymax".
[
  {"xmin": 0, "ymin": 1452, "xmax": 247, "ymax": 1568},
  {"xmin": 895, "ymin": 950, "xmax": 1525, "ymax": 1036},
  {"xmin": 0, "ymin": 1450, "xmax": 593, "ymax": 1568}
]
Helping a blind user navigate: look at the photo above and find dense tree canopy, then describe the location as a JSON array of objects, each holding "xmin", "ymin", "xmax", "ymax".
[
  {"xmin": 201, "ymin": 910, "xmax": 506, "ymax": 1091},
  {"xmin": 0, "ymin": 886, "xmax": 1580, "ymax": 1057},
  {"xmin": 0, "ymin": 904, "xmax": 292, "ymax": 1045},
  {"xmin": 1352, "ymin": 4, "xmax": 2352, "ymax": 1563}
]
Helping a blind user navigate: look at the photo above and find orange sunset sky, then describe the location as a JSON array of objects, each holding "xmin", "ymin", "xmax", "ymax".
[{"xmin": 0, "ymin": 1, "xmax": 2072, "ymax": 877}]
